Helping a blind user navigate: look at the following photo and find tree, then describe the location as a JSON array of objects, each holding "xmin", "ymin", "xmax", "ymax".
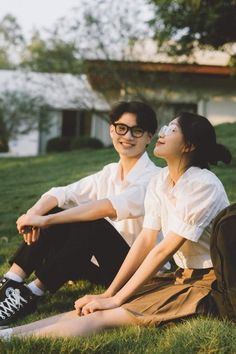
[
  {"xmin": 0, "ymin": 14, "xmax": 25, "ymax": 68},
  {"xmin": 149, "ymin": 0, "xmax": 236, "ymax": 60},
  {"xmin": 54, "ymin": 0, "xmax": 156, "ymax": 99},
  {"xmin": 21, "ymin": 31, "xmax": 83, "ymax": 74},
  {"xmin": 0, "ymin": 91, "xmax": 50, "ymax": 152},
  {"xmin": 20, "ymin": 0, "xmax": 157, "ymax": 100},
  {"xmin": 65, "ymin": 0, "xmax": 152, "ymax": 60}
]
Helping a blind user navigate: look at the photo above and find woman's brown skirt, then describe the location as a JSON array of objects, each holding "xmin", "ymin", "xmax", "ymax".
[{"xmin": 122, "ymin": 268, "xmax": 216, "ymax": 326}]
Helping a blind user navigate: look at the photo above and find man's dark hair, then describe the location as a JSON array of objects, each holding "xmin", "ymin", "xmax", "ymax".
[{"xmin": 109, "ymin": 101, "xmax": 157, "ymax": 135}]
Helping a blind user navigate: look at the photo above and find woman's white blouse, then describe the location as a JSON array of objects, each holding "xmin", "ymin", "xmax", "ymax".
[{"xmin": 143, "ymin": 166, "xmax": 229, "ymax": 269}]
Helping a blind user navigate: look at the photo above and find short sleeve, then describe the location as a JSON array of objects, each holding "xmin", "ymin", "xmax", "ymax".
[
  {"xmin": 109, "ymin": 184, "xmax": 146, "ymax": 221},
  {"xmin": 42, "ymin": 172, "xmax": 100, "ymax": 208},
  {"xmin": 143, "ymin": 176, "xmax": 162, "ymax": 231},
  {"xmin": 170, "ymin": 178, "xmax": 229, "ymax": 241}
]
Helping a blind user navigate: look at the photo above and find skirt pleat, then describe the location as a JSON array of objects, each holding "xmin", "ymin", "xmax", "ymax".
[{"xmin": 122, "ymin": 268, "xmax": 216, "ymax": 326}]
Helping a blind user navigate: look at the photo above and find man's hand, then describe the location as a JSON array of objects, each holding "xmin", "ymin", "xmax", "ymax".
[
  {"xmin": 22, "ymin": 227, "xmax": 40, "ymax": 245},
  {"xmin": 17, "ymin": 213, "xmax": 46, "ymax": 230},
  {"xmin": 74, "ymin": 294, "xmax": 121, "ymax": 316},
  {"xmin": 16, "ymin": 214, "xmax": 46, "ymax": 245}
]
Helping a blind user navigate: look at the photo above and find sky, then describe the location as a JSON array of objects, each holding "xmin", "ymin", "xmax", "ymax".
[{"xmin": 0, "ymin": 0, "xmax": 80, "ymax": 37}]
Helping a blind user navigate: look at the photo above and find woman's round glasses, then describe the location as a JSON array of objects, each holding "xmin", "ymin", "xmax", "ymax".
[
  {"xmin": 113, "ymin": 123, "xmax": 145, "ymax": 138},
  {"xmin": 158, "ymin": 125, "xmax": 176, "ymax": 137}
]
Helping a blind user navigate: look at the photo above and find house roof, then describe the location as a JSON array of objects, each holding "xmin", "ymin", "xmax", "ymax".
[
  {"xmin": 0, "ymin": 70, "xmax": 110, "ymax": 111},
  {"xmin": 85, "ymin": 59, "xmax": 235, "ymax": 77},
  {"xmin": 124, "ymin": 39, "xmax": 234, "ymax": 67}
]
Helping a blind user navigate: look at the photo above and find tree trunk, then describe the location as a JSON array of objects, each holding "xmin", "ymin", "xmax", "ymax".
[{"xmin": 0, "ymin": 113, "xmax": 9, "ymax": 152}]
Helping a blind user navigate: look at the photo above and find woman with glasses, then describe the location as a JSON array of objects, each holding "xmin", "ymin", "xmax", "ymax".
[{"xmin": 1, "ymin": 111, "xmax": 232, "ymax": 339}]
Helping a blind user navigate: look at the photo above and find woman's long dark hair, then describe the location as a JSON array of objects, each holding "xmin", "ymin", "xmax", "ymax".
[{"xmin": 177, "ymin": 112, "xmax": 232, "ymax": 169}]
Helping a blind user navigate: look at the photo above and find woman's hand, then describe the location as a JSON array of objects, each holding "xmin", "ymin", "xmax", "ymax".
[
  {"xmin": 74, "ymin": 294, "xmax": 107, "ymax": 315},
  {"xmin": 74, "ymin": 292, "xmax": 120, "ymax": 316},
  {"xmin": 75, "ymin": 294, "xmax": 121, "ymax": 316}
]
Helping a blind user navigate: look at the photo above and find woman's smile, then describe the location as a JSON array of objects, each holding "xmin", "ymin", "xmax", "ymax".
[{"xmin": 156, "ymin": 139, "xmax": 165, "ymax": 147}]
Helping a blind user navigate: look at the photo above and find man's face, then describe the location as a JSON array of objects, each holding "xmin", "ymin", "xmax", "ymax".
[{"xmin": 110, "ymin": 112, "xmax": 152, "ymax": 159}]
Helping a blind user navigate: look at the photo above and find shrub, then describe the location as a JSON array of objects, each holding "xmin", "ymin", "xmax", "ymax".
[
  {"xmin": 0, "ymin": 142, "xmax": 9, "ymax": 152},
  {"xmin": 46, "ymin": 136, "xmax": 72, "ymax": 153},
  {"xmin": 71, "ymin": 136, "xmax": 104, "ymax": 150}
]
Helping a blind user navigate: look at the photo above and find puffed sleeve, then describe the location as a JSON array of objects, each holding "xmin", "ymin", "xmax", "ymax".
[
  {"xmin": 170, "ymin": 177, "xmax": 229, "ymax": 242},
  {"xmin": 142, "ymin": 176, "xmax": 162, "ymax": 231}
]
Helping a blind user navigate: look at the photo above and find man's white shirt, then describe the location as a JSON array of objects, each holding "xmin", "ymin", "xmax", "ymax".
[{"xmin": 43, "ymin": 152, "xmax": 160, "ymax": 246}]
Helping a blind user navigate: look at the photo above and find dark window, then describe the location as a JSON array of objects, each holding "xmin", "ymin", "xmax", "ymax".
[{"xmin": 61, "ymin": 110, "xmax": 91, "ymax": 137}]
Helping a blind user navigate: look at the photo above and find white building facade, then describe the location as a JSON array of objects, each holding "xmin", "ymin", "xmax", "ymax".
[{"xmin": 0, "ymin": 70, "xmax": 110, "ymax": 156}]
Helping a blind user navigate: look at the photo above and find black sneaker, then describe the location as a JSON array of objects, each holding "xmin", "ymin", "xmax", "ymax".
[
  {"xmin": 0, "ymin": 277, "xmax": 24, "ymax": 302},
  {"xmin": 0, "ymin": 282, "xmax": 38, "ymax": 326}
]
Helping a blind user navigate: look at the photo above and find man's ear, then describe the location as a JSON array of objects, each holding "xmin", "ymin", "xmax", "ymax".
[
  {"xmin": 145, "ymin": 132, "xmax": 153, "ymax": 147},
  {"xmin": 110, "ymin": 124, "xmax": 114, "ymax": 138}
]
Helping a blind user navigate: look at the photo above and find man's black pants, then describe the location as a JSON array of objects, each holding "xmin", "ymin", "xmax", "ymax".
[{"xmin": 10, "ymin": 217, "xmax": 130, "ymax": 293}]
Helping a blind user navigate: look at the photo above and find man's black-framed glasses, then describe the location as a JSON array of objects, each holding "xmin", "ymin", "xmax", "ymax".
[{"xmin": 113, "ymin": 123, "xmax": 145, "ymax": 138}]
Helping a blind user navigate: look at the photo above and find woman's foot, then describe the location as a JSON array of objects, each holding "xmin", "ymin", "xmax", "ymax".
[{"xmin": 0, "ymin": 328, "xmax": 13, "ymax": 340}]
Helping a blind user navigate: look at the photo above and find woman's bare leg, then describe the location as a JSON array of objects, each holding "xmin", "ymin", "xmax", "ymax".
[
  {"xmin": 13, "ymin": 308, "xmax": 135, "ymax": 338},
  {"xmin": 12, "ymin": 310, "xmax": 76, "ymax": 335}
]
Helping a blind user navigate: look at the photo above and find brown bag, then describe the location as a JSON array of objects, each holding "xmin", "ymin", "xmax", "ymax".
[{"xmin": 210, "ymin": 203, "xmax": 236, "ymax": 321}]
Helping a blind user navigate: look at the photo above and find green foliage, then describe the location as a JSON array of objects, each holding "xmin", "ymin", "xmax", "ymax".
[
  {"xmin": 0, "ymin": 14, "xmax": 25, "ymax": 69},
  {"xmin": 0, "ymin": 90, "xmax": 50, "ymax": 152},
  {"xmin": 46, "ymin": 136, "xmax": 73, "ymax": 153},
  {"xmin": 20, "ymin": 32, "xmax": 83, "ymax": 74},
  {"xmin": 46, "ymin": 136, "xmax": 104, "ymax": 153},
  {"xmin": 71, "ymin": 136, "xmax": 104, "ymax": 150},
  {"xmin": 0, "ymin": 48, "xmax": 12, "ymax": 69},
  {"xmin": 149, "ymin": 0, "xmax": 236, "ymax": 58}
]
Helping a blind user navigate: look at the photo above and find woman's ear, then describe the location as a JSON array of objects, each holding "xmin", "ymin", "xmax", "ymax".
[{"xmin": 183, "ymin": 143, "xmax": 195, "ymax": 153}]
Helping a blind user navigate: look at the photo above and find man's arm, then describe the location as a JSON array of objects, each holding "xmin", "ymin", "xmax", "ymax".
[
  {"xmin": 26, "ymin": 195, "xmax": 58, "ymax": 216},
  {"xmin": 17, "ymin": 198, "xmax": 117, "ymax": 231}
]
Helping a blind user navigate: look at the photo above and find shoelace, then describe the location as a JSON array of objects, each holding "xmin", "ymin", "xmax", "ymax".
[{"xmin": 0, "ymin": 288, "xmax": 28, "ymax": 320}]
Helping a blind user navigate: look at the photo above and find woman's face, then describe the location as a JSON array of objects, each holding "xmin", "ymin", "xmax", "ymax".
[{"xmin": 154, "ymin": 118, "xmax": 187, "ymax": 160}]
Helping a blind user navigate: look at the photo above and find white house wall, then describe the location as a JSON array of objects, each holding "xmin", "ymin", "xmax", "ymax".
[
  {"xmin": 135, "ymin": 74, "xmax": 236, "ymax": 126},
  {"xmin": 91, "ymin": 113, "xmax": 111, "ymax": 146},
  {"xmin": 8, "ymin": 129, "xmax": 39, "ymax": 156},
  {"xmin": 0, "ymin": 70, "xmax": 110, "ymax": 156},
  {"xmin": 199, "ymin": 97, "xmax": 236, "ymax": 125},
  {"xmin": 6, "ymin": 111, "xmax": 61, "ymax": 156}
]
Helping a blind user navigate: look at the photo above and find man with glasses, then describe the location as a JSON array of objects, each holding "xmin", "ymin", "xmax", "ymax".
[{"xmin": 0, "ymin": 101, "xmax": 161, "ymax": 326}]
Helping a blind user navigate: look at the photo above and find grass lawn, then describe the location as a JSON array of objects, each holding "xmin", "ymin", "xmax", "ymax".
[{"xmin": 0, "ymin": 123, "xmax": 236, "ymax": 353}]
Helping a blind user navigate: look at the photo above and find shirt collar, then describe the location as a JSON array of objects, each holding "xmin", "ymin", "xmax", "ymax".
[
  {"xmin": 162, "ymin": 166, "xmax": 200, "ymax": 194},
  {"xmin": 112, "ymin": 152, "xmax": 152, "ymax": 185}
]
